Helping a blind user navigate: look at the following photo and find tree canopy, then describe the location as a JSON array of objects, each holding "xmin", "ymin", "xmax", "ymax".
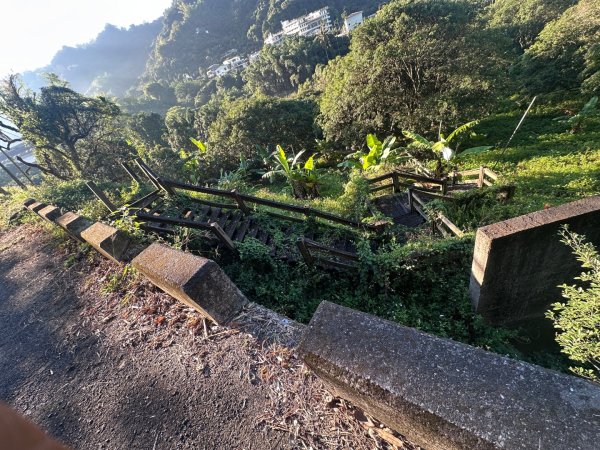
[
  {"xmin": 485, "ymin": 0, "xmax": 576, "ymax": 51},
  {"xmin": 204, "ymin": 95, "xmax": 320, "ymax": 173},
  {"xmin": 517, "ymin": 0, "xmax": 600, "ymax": 94},
  {"xmin": 243, "ymin": 35, "xmax": 349, "ymax": 97},
  {"xmin": 0, "ymin": 75, "xmax": 132, "ymax": 180},
  {"xmin": 317, "ymin": 0, "xmax": 513, "ymax": 149}
]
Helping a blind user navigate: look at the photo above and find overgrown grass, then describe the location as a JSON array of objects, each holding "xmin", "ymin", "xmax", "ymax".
[{"xmin": 450, "ymin": 100, "xmax": 600, "ymax": 227}]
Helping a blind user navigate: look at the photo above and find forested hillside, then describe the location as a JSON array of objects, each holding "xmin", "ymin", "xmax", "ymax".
[
  {"xmin": 142, "ymin": 0, "xmax": 384, "ymax": 82},
  {"xmin": 21, "ymin": 20, "xmax": 162, "ymax": 96}
]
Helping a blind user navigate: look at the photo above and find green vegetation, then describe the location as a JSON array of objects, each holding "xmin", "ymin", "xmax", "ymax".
[
  {"xmin": 0, "ymin": 75, "xmax": 132, "ymax": 181},
  {"xmin": 263, "ymin": 146, "xmax": 320, "ymax": 199},
  {"xmin": 317, "ymin": 0, "xmax": 512, "ymax": 148},
  {"xmin": 142, "ymin": 0, "xmax": 381, "ymax": 83},
  {"xmin": 547, "ymin": 227, "xmax": 600, "ymax": 383},
  {"xmin": 1, "ymin": 0, "xmax": 599, "ymax": 377}
]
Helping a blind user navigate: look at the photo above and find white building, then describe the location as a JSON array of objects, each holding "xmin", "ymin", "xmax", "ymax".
[
  {"xmin": 206, "ymin": 64, "xmax": 222, "ymax": 78},
  {"xmin": 281, "ymin": 7, "xmax": 331, "ymax": 38},
  {"xmin": 265, "ymin": 7, "xmax": 332, "ymax": 45},
  {"xmin": 248, "ymin": 51, "xmax": 261, "ymax": 62},
  {"xmin": 206, "ymin": 55, "xmax": 249, "ymax": 78},
  {"xmin": 344, "ymin": 11, "xmax": 363, "ymax": 33},
  {"xmin": 223, "ymin": 55, "xmax": 248, "ymax": 70},
  {"xmin": 265, "ymin": 31, "xmax": 284, "ymax": 45}
]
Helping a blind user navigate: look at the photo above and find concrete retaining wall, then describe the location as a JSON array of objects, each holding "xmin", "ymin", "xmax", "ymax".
[
  {"xmin": 299, "ymin": 301, "xmax": 600, "ymax": 450},
  {"xmin": 80, "ymin": 222, "xmax": 130, "ymax": 263},
  {"xmin": 469, "ymin": 195, "xmax": 600, "ymax": 324},
  {"xmin": 55, "ymin": 212, "xmax": 93, "ymax": 242},
  {"xmin": 23, "ymin": 199, "xmax": 247, "ymax": 325},
  {"xmin": 132, "ymin": 243, "xmax": 247, "ymax": 324},
  {"xmin": 38, "ymin": 205, "xmax": 62, "ymax": 222}
]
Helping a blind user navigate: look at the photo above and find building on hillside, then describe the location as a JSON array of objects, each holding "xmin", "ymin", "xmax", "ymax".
[
  {"xmin": 343, "ymin": 11, "xmax": 363, "ymax": 33},
  {"xmin": 222, "ymin": 55, "xmax": 248, "ymax": 71},
  {"xmin": 206, "ymin": 55, "xmax": 249, "ymax": 78},
  {"xmin": 206, "ymin": 64, "xmax": 222, "ymax": 78},
  {"xmin": 265, "ymin": 7, "xmax": 332, "ymax": 45},
  {"xmin": 265, "ymin": 31, "xmax": 284, "ymax": 45},
  {"xmin": 248, "ymin": 51, "xmax": 261, "ymax": 62},
  {"xmin": 281, "ymin": 7, "xmax": 331, "ymax": 37},
  {"xmin": 221, "ymin": 48, "xmax": 238, "ymax": 59}
]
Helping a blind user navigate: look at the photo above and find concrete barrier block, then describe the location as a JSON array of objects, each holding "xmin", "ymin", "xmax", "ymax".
[
  {"xmin": 470, "ymin": 195, "xmax": 600, "ymax": 324},
  {"xmin": 81, "ymin": 222, "xmax": 130, "ymax": 263},
  {"xmin": 132, "ymin": 243, "xmax": 248, "ymax": 324},
  {"xmin": 27, "ymin": 202, "xmax": 47, "ymax": 213},
  {"xmin": 38, "ymin": 205, "xmax": 62, "ymax": 222},
  {"xmin": 56, "ymin": 212, "xmax": 93, "ymax": 242},
  {"xmin": 299, "ymin": 301, "xmax": 600, "ymax": 450}
]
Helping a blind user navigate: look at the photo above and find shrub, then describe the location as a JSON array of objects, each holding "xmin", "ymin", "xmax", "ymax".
[{"xmin": 546, "ymin": 227, "xmax": 600, "ymax": 383}]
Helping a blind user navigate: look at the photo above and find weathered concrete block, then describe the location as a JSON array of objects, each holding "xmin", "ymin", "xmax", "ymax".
[
  {"xmin": 37, "ymin": 205, "xmax": 62, "ymax": 222},
  {"xmin": 55, "ymin": 212, "xmax": 93, "ymax": 242},
  {"xmin": 23, "ymin": 198, "xmax": 36, "ymax": 207},
  {"xmin": 80, "ymin": 222, "xmax": 130, "ymax": 263},
  {"xmin": 470, "ymin": 195, "xmax": 600, "ymax": 324},
  {"xmin": 300, "ymin": 301, "xmax": 600, "ymax": 450},
  {"xmin": 132, "ymin": 243, "xmax": 248, "ymax": 324},
  {"xmin": 27, "ymin": 202, "xmax": 47, "ymax": 213}
]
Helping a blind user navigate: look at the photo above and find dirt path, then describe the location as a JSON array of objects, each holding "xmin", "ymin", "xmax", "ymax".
[{"xmin": 0, "ymin": 224, "xmax": 409, "ymax": 449}]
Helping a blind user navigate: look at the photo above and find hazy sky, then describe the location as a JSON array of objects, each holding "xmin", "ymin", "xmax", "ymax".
[{"xmin": 2, "ymin": 0, "xmax": 172, "ymax": 78}]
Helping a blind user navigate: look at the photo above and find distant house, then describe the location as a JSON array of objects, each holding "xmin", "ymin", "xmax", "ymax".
[
  {"xmin": 344, "ymin": 11, "xmax": 364, "ymax": 33},
  {"xmin": 281, "ymin": 7, "xmax": 331, "ymax": 37},
  {"xmin": 248, "ymin": 51, "xmax": 261, "ymax": 62},
  {"xmin": 206, "ymin": 55, "xmax": 249, "ymax": 78},
  {"xmin": 265, "ymin": 7, "xmax": 332, "ymax": 45},
  {"xmin": 222, "ymin": 55, "xmax": 248, "ymax": 71},
  {"xmin": 206, "ymin": 64, "xmax": 222, "ymax": 78},
  {"xmin": 265, "ymin": 31, "xmax": 284, "ymax": 45}
]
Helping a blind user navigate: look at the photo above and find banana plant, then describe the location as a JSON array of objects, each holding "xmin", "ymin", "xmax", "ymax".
[
  {"xmin": 339, "ymin": 133, "xmax": 404, "ymax": 171},
  {"xmin": 262, "ymin": 145, "xmax": 320, "ymax": 198},
  {"xmin": 403, "ymin": 120, "xmax": 492, "ymax": 161},
  {"xmin": 178, "ymin": 138, "xmax": 208, "ymax": 183}
]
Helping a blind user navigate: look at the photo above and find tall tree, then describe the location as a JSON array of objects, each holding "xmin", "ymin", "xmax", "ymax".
[
  {"xmin": 0, "ymin": 75, "xmax": 133, "ymax": 180},
  {"xmin": 243, "ymin": 35, "xmax": 349, "ymax": 97},
  {"xmin": 485, "ymin": 0, "xmax": 576, "ymax": 51},
  {"xmin": 517, "ymin": 0, "xmax": 600, "ymax": 94},
  {"xmin": 317, "ymin": 0, "xmax": 513, "ymax": 149}
]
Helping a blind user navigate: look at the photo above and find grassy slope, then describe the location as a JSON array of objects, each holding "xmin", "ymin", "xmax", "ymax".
[{"xmin": 454, "ymin": 100, "xmax": 600, "ymax": 224}]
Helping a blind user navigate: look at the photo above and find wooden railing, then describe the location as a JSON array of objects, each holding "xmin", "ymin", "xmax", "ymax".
[
  {"xmin": 408, "ymin": 188, "xmax": 464, "ymax": 238},
  {"xmin": 450, "ymin": 166, "xmax": 499, "ymax": 188},
  {"xmin": 156, "ymin": 178, "xmax": 382, "ymax": 232},
  {"xmin": 131, "ymin": 158, "xmax": 383, "ymax": 232},
  {"xmin": 296, "ymin": 237, "xmax": 359, "ymax": 270},
  {"xmin": 367, "ymin": 170, "xmax": 448, "ymax": 195}
]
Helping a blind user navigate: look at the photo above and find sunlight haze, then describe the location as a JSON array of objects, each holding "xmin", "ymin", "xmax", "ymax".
[{"xmin": 2, "ymin": 0, "xmax": 171, "ymax": 77}]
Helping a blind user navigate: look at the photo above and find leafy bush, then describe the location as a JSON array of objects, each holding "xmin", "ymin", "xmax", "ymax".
[
  {"xmin": 225, "ymin": 230, "xmax": 518, "ymax": 356},
  {"xmin": 263, "ymin": 145, "xmax": 320, "ymax": 199},
  {"xmin": 335, "ymin": 172, "xmax": 371, "ymax": 221},
  {"xmin": 339, "ymin": 134, "xmax": 403, "ymax": 171},
  {"xmin": 546, "ymin": 227, "xmax": 600, "ymax": 383}
]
